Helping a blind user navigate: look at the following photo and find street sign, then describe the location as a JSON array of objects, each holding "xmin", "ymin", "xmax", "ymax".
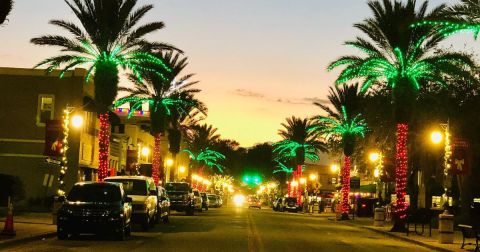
[
  {"xmin": 350, "ymin": 177, "xmax": 360, "ymax": 189},
  {"xmin": 44, "ymin": 157, "xmax": 63, "ymax": 166},
  {"xmin": 314, "ymin": 182, "xmax": 322, "ymax": 194}
]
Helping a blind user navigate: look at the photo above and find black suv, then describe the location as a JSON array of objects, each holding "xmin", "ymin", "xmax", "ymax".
[
  {"xmin": 56, "ymin": 182, "xmax": 133, "ymax": 241},
  {"xmin": 165, "ymin": 182, "xmax": 195, "ymax": 216}
]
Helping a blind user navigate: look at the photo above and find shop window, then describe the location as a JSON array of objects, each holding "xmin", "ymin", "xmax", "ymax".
[{"xmin": 37, "ymin": 94, "xmax": 55, "ymax": 126}]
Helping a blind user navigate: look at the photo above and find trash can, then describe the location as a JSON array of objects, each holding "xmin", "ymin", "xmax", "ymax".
[
  {"xmin": 374, "ymin": 208, "xmax": 385, "ymax": 227},
  {"xmin": 438, "ymin": 213, "xmax": 454, "ymax": 244}
]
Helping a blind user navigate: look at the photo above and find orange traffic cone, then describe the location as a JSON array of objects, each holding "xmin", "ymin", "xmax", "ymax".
[{"xmin": 1, "ymin": 203, "xmax": 16, "ymax": 236}]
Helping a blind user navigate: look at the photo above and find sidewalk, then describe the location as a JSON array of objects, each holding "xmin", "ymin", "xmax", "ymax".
[
  {"xmin": 333, "ymin": 215, "xmax": 472, "ymax": 252},
  {"xmin": 0, "ymin": 212, "xmax": 56, "ymax": 248}
]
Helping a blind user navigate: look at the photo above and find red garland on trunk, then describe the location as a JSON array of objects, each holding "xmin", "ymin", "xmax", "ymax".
[
  {"xmin": 98, "ymin": 112, "xmax": 110, "ymax": 182},
  {"xmin": 342, "ymin": 156, "xmax": 351, "ymax": 215},
  {"xmin": 151, "ymin": 133, "xmax": 161, "ymax": 185},
  {"xmin": 395, "ymin": 123, "xmax": 408, "ymax": 220},
  {"xmin": 287, "ymin": 182, "xmax": 291, "ymax": 197},
  {"xmin": 297, "ymin": 165, "xmax": 303, "ymax": 205}
]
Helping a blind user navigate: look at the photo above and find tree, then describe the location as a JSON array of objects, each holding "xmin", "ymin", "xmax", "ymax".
[
  {"xmin": 274, "ymin": 116, "xmax": 327, "ymax": 167},
  {"xmin": 185, "ymin": 124, "xmax": 223, "ymax": 174},
  {"xmin": 0, "ymin": 0, "xmax": 13, "ymax": 25},
  {"xmin": 31, "ymin": 0, "xmax": 180, "ymax": 185},
  {"xmin": 310, "ymin": 84, "xmax": 367, "ymax": 220},
  {"xmin": 328, "ymin": 0, "xmax": 477, "ymax": 229},
  {"xmin": 184, "ymin": 148, "xmax": 225, "ymax": 173},
  {"xmin": 113, "ymin": 53, "xmax": 204, "ymax": 185}
]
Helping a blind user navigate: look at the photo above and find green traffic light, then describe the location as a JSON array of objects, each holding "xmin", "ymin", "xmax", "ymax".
[{"xmin": 245, "ymin": 177, "xmax": 250, "ymax": 182}]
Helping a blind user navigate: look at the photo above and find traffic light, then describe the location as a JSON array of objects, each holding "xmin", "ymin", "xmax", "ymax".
[{"xmin": 244, "ymin": 177, "xmax": 250, "ymax": 182}]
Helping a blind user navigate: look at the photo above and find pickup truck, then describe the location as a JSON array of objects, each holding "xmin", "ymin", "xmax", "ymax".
[{"xmin": 164, "ymin": 182, "xmax": 195, "ymax": 216}]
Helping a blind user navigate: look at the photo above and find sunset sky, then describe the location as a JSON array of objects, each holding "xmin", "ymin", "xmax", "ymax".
[{"xmin": 1, "ymin": 0, "xmax": 479, "ymax": 148}]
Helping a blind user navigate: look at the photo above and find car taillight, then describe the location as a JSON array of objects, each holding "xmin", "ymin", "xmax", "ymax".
[{"xmin": 362, "ymin": 204, "xmax": 366, "ymax": 208}]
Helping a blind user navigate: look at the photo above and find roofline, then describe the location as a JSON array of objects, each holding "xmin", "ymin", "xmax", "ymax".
[{"xmin": 0, "ymin": 67, "xmax": 87, "ymax": 78}]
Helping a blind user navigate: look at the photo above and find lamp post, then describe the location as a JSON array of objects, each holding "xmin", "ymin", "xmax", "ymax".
[{"xmin": 432, "ymin": 120, "xmax": 452, "ymax": 214}]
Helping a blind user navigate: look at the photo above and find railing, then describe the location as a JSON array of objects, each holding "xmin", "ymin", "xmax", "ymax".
[{"xmin": 406, "ymin": 210, "xmax": 432, "ymax": 237}]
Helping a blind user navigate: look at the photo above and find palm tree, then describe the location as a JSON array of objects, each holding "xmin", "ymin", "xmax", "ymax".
[
  {"xmin": 183, "ymin": 148, "xmax": 225, "ymax": 173},
  {"xmin": 185, "ymin": 124, "xmax": 223, "ymax": 176},
  {"xmin": 328, "ymin": 0, "xmax": 477, "ymax": 229},
  {"xmin": 31, "ymin": 0, "xmax": 180, "ymax": 183},
  {"xmin": 113, "ymin": 53, "xmax": 204, "ymax": 185},
  {"xmin": 274, "ymin": 116, "xmax": 327, "ymax": 167},
  {"xmin": 413, "ymin": 1, "xmax": 480, "ymax": 39},
  {"xmin": 0, "ymin": 0, "xmax": 13, "ymax": 25},
  {"xmin": 310, "ymin": 84, "xmax": 367, "ymax": 220}
]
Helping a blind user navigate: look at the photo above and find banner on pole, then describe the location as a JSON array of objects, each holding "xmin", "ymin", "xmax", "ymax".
[
  {"xmin": 43, "ymin": 120, "xmax": 64, "ymax": 157},
  {"xmin": 450, "ymin": 138, "xmax": 470, "ymax": 175}
]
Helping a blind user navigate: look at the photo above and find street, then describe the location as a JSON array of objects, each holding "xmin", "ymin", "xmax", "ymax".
[{"xmin": 2, "ymin": 205, "xmax": 431, "ymax": 252}]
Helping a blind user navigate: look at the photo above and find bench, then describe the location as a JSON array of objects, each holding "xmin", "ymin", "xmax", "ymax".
[{"xmin": 459, "ymin": 224, "xmax": 479, "ymax": 251}]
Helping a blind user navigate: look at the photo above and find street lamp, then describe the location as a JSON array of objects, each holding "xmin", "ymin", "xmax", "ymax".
[
  {"xmin": 193, "ymin": 175, "xmax": 198, "ymax": 180},
  {"xmin": 141, "ymin": 147, "xmax": 150, "ymax": 156},
  {"xmin": 331, "ymin": 165, "xmax": 338, "ymax": 173},
  {"xmin": 300, "ymin": 178, "xmax": 305, "ymax": 184},
  {"xmin": 72, "ymin": 115, "xmax": 83, "ymax": 128},
  {"xmin": 431, "ymin": 131, "xmax": 443, "ymax": 144},
  {"xmin": 179, "ymin": 166, "xmax": 185, "ymax": 173},
  {"xmin": 370, "ymin": 153, "xmax": 379, "ymax": 162},
  {"xmin": 167, "ymin": 159, "xmax": 173, "ymax": 166},
  {"xmin": 310, "ymin": 174, "xmax": 316, "ymax": 181}
]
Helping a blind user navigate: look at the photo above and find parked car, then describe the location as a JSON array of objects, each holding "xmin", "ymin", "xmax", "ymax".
[
  {"xmin": 281, "ymin": 197, "xmax": 301, "ymax": 212},
  {"xmin": 192, "ymin": 190, "xmax": 203, "ymax": 212},
  {"xmin": 165, "ymin": 182, "xmax": 195, "ymax": 216},
  {"xmin": 155, "ymin": 186, "xmax": 171, "ymax": 223},
  {"xmin": 217, "ymin": 195, "xmax": 223, "ymax": 207},
  {"xmin": 248, "ymin": 198, "xmax": 262, "ymax": 209},
  {"xmin": 208, "ymin": 194, "xmax": 219, "ymax": 208},
  {"xmin": 200, "ymin": 192, "xmax": 209, "ymax": 210},
  {"xmin": 273, "ymin": 198, "xmax": 283, "ymax": 211},
  {"xmin": 104, "ymin": 176, "xmax": 157, "ymax": 231},
  {"xmin": 56, "ymin": 182, "xmax": 132, "ymax": 241},
  {"xmin": 356, "ymin": 198, "xmax": 378, "ymax": 217}
]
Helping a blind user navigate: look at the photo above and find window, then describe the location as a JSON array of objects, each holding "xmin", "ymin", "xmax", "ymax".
[{"xmin": 37, "ymin": 95, "xmax": 55, "ymax": 126}]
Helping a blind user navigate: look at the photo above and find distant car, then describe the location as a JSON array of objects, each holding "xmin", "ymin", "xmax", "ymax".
[
  {"xmin": 248, "ymin": 199, "xmax": 262, "ymax": 209},
  {"xmin": 208, "ymin": 194, "xmax": 219, "ymax": 207},
  {"xmin": 200, "ymin": 192, "xmax": 209, "ymax": 210},
  {"xmin": 282, "ymin": 197, "xmax": 301, "ymax": 212},
  {"xmin": 155, "ymin": 186, "xmax": 171, "ymax": 223},
  {"xmin": 104, "ymin": 176, "xmax": 157, "ymax": 231},
  {"xmin": 56, "ymin": 182, "xmax": 133, "ymax": 241},
  {"xmin": 165, "ymin": 182, "xmax": 195, "ymax": 216},
  {"xmin": 356, "ymin": 198, "xmax": 378, "ymax": 217},
  {"xmin": 193, "ymin": 190, "xmax": 203, "ymax": 212},
  {"xmin": 273, "ymin": 198, "xmax": 283, "ymax": 211}
]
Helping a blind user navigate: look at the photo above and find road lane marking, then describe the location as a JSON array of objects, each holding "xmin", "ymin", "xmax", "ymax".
[{"xmin": 247, "ymin": 212, "xmax": 265, "ymax": 252}]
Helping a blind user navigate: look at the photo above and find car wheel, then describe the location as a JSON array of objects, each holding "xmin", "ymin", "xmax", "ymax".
[
  {"xmin": 163, "ymin": 210, "xmax": 170, "ymax": 223},
  {"xmin": 141, "ymin": 216, "xmax": 150, "ymax": 231},
  {"xmin": 57, "ymin": 229, "xmax": 68, "ymax": 240},
  {"xmin": 114, "ymin": 223, "xmax": 125, "ymax": 241},
  {"xmin": 149, "ymin": 214, "xmax": 155, "ymax": 228}
]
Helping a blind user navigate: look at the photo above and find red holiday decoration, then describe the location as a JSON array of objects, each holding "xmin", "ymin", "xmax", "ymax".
[
  {"xmin": 43, "ymin": 120, "xmax": 64, "ymax": 157},
  {"xmin": 98, "ymin": 112, "xmax": 110, "ymax": 182},
  {"xmin": 395, "ymin": 123, "xmax": 408, "ymax": 220},
  {"xmin": 342, "ymin": 156, "xmax": 351, "ymax": 214},
  {"xmin": 297, "ymin": 165, "xmax": 302, "ymax": 205},
  {"xmin": 151, "ymin": 133, "xmax": 161, "ymax": 185}
]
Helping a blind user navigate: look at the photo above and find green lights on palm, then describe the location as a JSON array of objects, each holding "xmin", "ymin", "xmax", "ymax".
[
  {"xmin": 273, "ymin": 159, "xmax": 297, "ymax": 174},
  {"xmin": 34, "ymin": 42, "xmax": 171, "ymax": 83},
  {"xmin": 184, "ymin": 148, "xmax": 225, "ymax": 173},
  {"xmin": 310, "ymin": 106, "xmax": 367, "ymax": 139},
  {"xmin": 273, "ymin": 140, "xmax": 320, "ymax": 163},
  {"xmin": 329, "ymin": 40, "xmax": 476, "ymax": 93}
]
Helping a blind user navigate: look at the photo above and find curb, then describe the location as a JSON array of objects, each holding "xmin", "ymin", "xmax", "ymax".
[
  {"xmin": 333, "ymin": 219, "xmax": 453, "ymax": 252},
  {"xmin": 0, "ymin": 231, "xmax": 56, "ymax": 249}
]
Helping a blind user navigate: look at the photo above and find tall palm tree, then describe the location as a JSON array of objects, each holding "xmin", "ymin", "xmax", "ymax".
[
  {"xmin": 185, "ymin": 124, "xmax": 222, "ymax": 175},
  {"xmin": 113, "ymin": 53, "xmax": 204, "ymax": 185},
  {"xmin": 183, "ymin": 148, "xmax": 225, "ymax": 173},
  {"xmin": 0, "ymin": 0, "xmax": 13, "ymax": 25},
  {"xmin": 310, "ymin": 84, "xmax": 367, "ymax": 220},
  {"xmin": 328, "ymin": 0, "xmax": 477, "ymax": 229},
  {"xmin": 31, "ymin": 0, "xmax": 180, "ymax": 184}
]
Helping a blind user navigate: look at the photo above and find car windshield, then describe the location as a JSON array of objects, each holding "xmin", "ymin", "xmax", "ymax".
[
  {"xmin": 165, "ymin": 183, "xmax": 189, "ymax": 192},
  {"xmin": 67, "ymin": 184, "xmax": 121, "ymax": 203},
  {"xmin": 208, "ymin": 196, "xmax": 217, "ymax": 200},
  {"xmin": 105, "ymin": 179, "xmax": 147, "ymax": 196},
  {"xmin": 285, "ymin": 198, "xmax": 297, "ymax": 203}
]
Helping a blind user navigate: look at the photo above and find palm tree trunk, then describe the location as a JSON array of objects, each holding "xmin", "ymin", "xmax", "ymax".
[
  {"xmin": 391, "ymin": 123, "xmax": 409, "ymax": 232},
  {"xmin": 152, "ymin": 133, "xmax": 161, "ymax": 185},
  {"xmin": 98, "ymin": 112, "xmax": 110, "ymax": 181},
  {"xmin": 341, "ymin": 156, "xmax": 351, "ymax": 220}
]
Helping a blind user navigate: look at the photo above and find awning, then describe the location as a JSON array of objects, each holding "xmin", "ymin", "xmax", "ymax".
[{"xmin": 359, "ymin": 184, "xmax": 376, "ymax": 193}]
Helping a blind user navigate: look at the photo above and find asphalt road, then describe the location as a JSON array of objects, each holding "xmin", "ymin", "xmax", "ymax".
[{"xmin": 2, "ymin": 205, "xmax": 431, "ymax": 252}]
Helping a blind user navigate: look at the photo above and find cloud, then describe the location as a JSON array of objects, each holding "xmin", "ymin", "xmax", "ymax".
[
  {"xmin": 231, "ymin": 89, "xmax": 265, "ymax": 98},
  {"xmin": 231, "ymin": 89, "xmax": 327, "ymax": 106}
]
